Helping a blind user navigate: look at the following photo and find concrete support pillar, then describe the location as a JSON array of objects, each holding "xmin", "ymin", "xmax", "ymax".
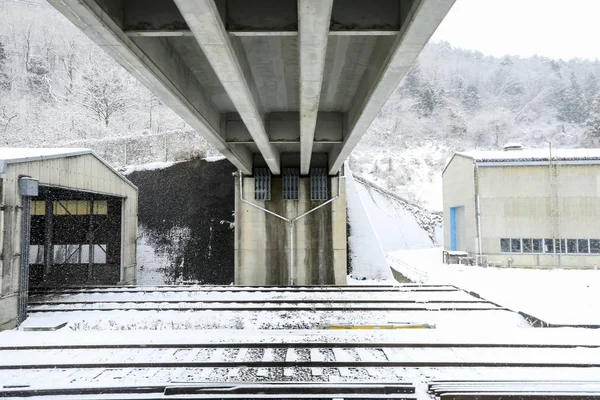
[{"xmin": 234, "ymin": 174, "xmax": 346, "ymax": 285}]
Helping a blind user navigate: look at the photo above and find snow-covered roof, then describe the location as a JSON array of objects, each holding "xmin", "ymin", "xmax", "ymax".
[
  {"xmin": 457, "ymin": 148, "xmax": 600, "ymax": 163},
  {"xmin": 443, "ymin": 148, "xmax": 600, "ymax": 174},
  {"xmin": 0, "ymin": 148, "xmax": 136, "ymax": 190},
  {"xmin": 0, "ymin": 148, "xmax": 91, "ymax": 164}
]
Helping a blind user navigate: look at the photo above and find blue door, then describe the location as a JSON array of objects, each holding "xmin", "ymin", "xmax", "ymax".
[
  {"xmin": 449, "ymin": 206, "xmax": 464, "ymax": 251},
  {"xmin": 450, "ymin": 207, "xmax": 457, "ymax": 251}
]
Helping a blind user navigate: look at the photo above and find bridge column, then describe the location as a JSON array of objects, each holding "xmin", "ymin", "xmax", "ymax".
[{"xmin": 234, "ymin": 172, "xmax": 346, "ymax": 286}]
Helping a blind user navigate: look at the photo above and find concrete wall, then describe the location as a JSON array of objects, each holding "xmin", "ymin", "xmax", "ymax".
[
  {"xmin": 477, "ymin": 163, "xmax": 600, "ymax": 268},
  {"xmin": 235, "ymin": 174, "xmax": 346, "ymax": 285},
  {"xmin": 0, "ymin": 154, "xmax": 137, "ymax": 330},
  {"xmin": 442, "ymin": 155, "xmax": 476, "ymax": 253}
]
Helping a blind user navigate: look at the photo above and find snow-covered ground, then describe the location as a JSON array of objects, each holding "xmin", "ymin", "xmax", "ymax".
[
  {"xmin": 388, "ymin": 248, "xmax": 600, "ymax": 326},
  {"xmin": 121, "ymin": 160, "xmax": 181, "ymax": 175}
]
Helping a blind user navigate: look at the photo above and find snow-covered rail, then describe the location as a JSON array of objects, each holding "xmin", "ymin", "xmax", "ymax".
[
  {"xmin": 1, "ymin": 340, "xmax": 600, "ymax": 398},
  {"xmin": 28, "ymin": 284, "xmax": 459, "ymax": 295},
  {"xmin": 27, "ymin": 285, "xmax": 508, "ymax": 313},
  {"xmin": 3, "ymin": 344, "xmax": 600, "ymax": 370},
  {"xmin": 0, "ymin": 382, "xmax": 417, "ymax": 399},
  {"xmin": 428, "ymin": 380, "xmax": 600, "ymax": 400},
  {"xmin": 27, "ymin": 302, "xmax": 506, "ymax": 313}
]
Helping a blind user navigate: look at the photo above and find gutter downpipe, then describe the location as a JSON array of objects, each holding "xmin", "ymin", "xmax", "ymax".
[
  {"xmin": 239, "ymin": 169, "xmax": 343, "ymax": 285},
  {"xmin": 474, "ymin": 162, "xmax": 483, "ymax": 263}
]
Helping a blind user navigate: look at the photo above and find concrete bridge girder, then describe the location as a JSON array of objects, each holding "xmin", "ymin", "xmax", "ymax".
[{"xmin": 47, "ymin": 0, "xmax": 455, "ymax": 175}]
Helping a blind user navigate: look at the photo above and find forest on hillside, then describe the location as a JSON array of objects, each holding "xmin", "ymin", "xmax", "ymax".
[
  {"xmin": 2, "ymin": 0, "xmax": 600, "ymax": 206},
  {"xmin": 0, "ymin": 0, "xmax": 213, "ymax": 166},
  {"xmin": 363, "ymin": 41, "xmax": 600, "ymax": 150}
]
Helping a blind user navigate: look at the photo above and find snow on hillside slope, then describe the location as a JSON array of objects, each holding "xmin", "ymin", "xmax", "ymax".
[
  {"xmin": 353, "ymin": 174, "xmax": 442, "ymax": 251},
  {"xmin": 346, "ymin": 168, "xmax": 443, "ymax": 280},
  {"xmin": 346, "ymin": 171, "xmax": 392, "ymax": 281}
]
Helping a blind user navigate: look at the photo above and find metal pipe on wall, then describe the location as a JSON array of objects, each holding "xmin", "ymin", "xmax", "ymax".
[
  {"xmin": 474, "ymin": 164, "xmax": 483, "ymax": 262},
  {"xmin": 238, "ymin": 170, "xmax": 343, "ymax": 285}
]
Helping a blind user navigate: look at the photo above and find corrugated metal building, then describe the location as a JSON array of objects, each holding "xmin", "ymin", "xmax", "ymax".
[
  {"xmin": 0, "ymin": 148, "xmax": 138, "ymax": 329},
  {"xmin": 443, "ymin": 148, "xmax": 600, "ymax": 269}
]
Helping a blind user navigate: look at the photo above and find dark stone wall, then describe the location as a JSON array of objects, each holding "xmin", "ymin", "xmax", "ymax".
[{"xmin": 126, "ymin": 159, "xmax": 236, "ymax": 284}]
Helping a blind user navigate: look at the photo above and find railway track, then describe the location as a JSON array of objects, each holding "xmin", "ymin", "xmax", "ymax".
[
  {"xmin": 0, "ymin": 382, "xmax": 417, "ymax": 399},
  {"xmin": 1, "ymin": 340, "xmax": 600, "ymax": 398},
  {"xmin": 28, "ymin": 284, "xmax": 459, "ymax": 295},
  {"xmin": 428, "ymin": 380, "xmax": 600, "ymax": 400},
  {"xmin": 10, "ymin": 284, "xmax": 600, "ymax": 399},
  {"xmin": 2, "ymin": 342, "xmax": 600, "ymax": 370},
  {"xmin": 27, "ymin": 285, "xmax": 506, "ymax": 314},
  {"xmin": 27, "ymin": 303, "xmax": 507, "ymax": 313}
]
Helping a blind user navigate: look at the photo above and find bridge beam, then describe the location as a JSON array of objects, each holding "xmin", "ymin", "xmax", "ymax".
[
  {"xmin": 46, "ymin": 0, "xmax": 253, "ymax": 175},
  {"xmin": 328, "ymin": 0, "xmax": 455, "ymax": 174},
  {"xmin": 173, "ymin": 0, "xmax": 281, "ymax": 175},
  {"xmin": 298, "ymin": 0, "xmax": 333, "ymax": 175}
]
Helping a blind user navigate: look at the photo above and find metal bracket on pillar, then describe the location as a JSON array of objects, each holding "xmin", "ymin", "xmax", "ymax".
[{"xmin": 238, "ymin": 170, "xmax": 344, "ymax": 285}]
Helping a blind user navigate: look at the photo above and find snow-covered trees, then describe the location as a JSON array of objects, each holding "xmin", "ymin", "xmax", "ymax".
[
  {"xmin": 0, "ymin": 40, "xmax": 9, "ymax": 91},
  {"xmin": 361, "ymin": 40, "xmax": 600, "ymax": 152},
  {"xmin": 556, "ymin": 72, "xmax": 587, "ymax": 124},
  {"xmin": 585, "ymin": 94, "xmax": 600, "ymax": 145},
  {"xmin": 0, "ymin": 0, "xmax": 194, "ymax": 154}
]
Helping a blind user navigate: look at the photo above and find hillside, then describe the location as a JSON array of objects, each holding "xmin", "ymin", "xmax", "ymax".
[{"xmin": 2, "ymin": 1, "xmax": 600, "ymax": 209}]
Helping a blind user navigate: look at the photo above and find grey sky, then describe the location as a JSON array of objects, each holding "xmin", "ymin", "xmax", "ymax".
[{"xmin": 431, "ymin": 0, "xmax": 600, "ymax": 61}]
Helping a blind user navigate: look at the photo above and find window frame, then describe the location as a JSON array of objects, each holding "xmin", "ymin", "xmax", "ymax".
[
  {"xmin": 522, "ymin": 238, "xmax": 533, "ymax": 253},
  {"xmin": 591, "ymin": 239, "xmax": 600, "ymax": 254},
  {"xmin": 510, "ymin": 238, "xmax": 522, "ymax": 253},
  {"xmin": 566, "ymin": 239, "xmax": 578, "ymax": 254},
  {"xmin": 578, "ymin": 239, "xmax": 590, "ymax": 254},
  {"xmin": 544, "ymin": 239, "xmax": 554, "ymax": 254}
]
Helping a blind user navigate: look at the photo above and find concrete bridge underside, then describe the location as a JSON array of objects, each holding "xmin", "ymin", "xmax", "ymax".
[{"xmin": 48, "ymin": 0, "xmax": 454, "ymax": 285}]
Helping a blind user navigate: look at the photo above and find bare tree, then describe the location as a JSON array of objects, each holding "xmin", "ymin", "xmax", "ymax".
[
  {"xmin": 22, "ymin": 23, "xmax": 32, "ymax": 70},
  {"xmin": 81, "ymin": 68, "xmax": 132, "ymax": 126},
  {"xmin": 0, "ymin": 106, "xmax": 17, "ymax": 138}
]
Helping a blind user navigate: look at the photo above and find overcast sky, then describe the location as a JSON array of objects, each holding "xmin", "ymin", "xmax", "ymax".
[{"xmin": 431, "ymin": 0, "xmax": 600, "ymax": 61}]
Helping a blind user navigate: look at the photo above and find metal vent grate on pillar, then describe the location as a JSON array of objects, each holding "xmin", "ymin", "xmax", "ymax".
[
  {"xmin": 283, "ymin": 168, "xmax": 299, "ymax": 200},
  {"xmin": 254, "ymin": 168, "xmax": 271, "ymax": 200},
  {"xmin": 310, "ymin": 168, "xmax": 328, "ymax": 200}
]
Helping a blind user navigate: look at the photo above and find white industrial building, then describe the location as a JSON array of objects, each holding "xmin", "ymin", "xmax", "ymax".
[
  {"xmin": 443, "ymin": 147, "xmax": 600, "ymax": 269},
  {"xmin": 0, "ymin": 148, "xmax": 138, "ymax": 329}
]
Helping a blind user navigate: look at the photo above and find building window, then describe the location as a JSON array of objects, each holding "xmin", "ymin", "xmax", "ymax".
[
  {"xmin": 501, "ymin": 238, "xmax": 599, "ymax": 254},
  {"xmin": 31, "ymin": 200, "xmax": 46, "ymax": 216},
  {"xmin": 544, "ymin": 239, "xmax": 554, "ymax": 253},
  {"xmin": 52, "ymin": 244, "xmax": 107, "ymax": 264},
  {"xmin": 591, "ymin": 240, "xmax": 600, "ymax": 254},
  {"xmin": 566, "ymin": 239, "xmax": 578, "ymax": 254},
  {"xmin": 29, "ymin": 245, "xmax": 44, "ymax": 264},
  {"xmin": 511, "ymin": 238, "xmax": 521, "ymax": 252},
  {"xmin": 53, "ymin": 200, "xmax": 107, "ymax": 215},
  {"xmin": 54, "ymin": 244, "xmax": 85, "ymax": 264},
  {"xmin": 555, "ymin": 239, "xmax": 566, "ymax": 253},
  {"xmin": 522, "ymin": 239, "xmax": 533, "ymax": 253},
  {"xmin": 578, "ymin": 239, "xmax": 590, "ymax": 254},
  {"xmin": 93, "ymin": 201, "xmax": 108, "ymax": 215},
  {"xmin": 94, "ymin": 244, "xmax": 107, "ymax": 264}
]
